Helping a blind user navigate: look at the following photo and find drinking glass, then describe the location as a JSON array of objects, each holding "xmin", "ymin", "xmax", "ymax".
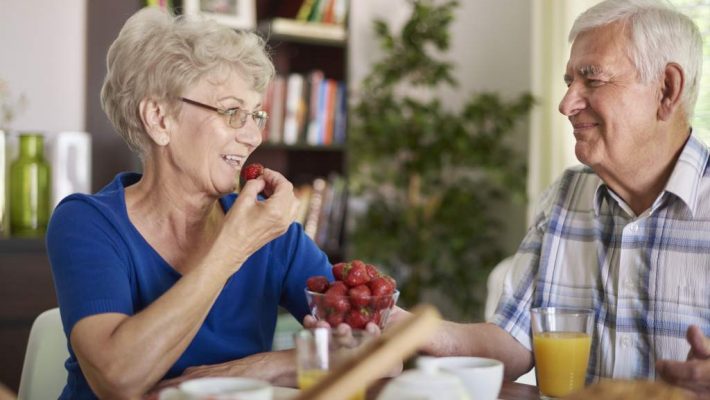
[
  {"xmin": 293, "ymin": 328, "xmax": 372, "ymax": 400},
  {"xmin": 531, "ymin": 307, "xmax": 593, "ymax": 399}
]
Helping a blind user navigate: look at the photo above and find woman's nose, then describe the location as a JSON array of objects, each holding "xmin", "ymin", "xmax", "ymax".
[{"xmin": 236, "ymin": 119, "xmax": 263, "ymax": 147}]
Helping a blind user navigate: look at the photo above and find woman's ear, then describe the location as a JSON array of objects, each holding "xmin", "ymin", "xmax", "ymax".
[
  {"xmin": 139, "ymin": 98, "xmax": 171, "ymax": 146},
  {"xmin": 657, "ymin": 63, "xmax": 685, "ymax": 121}
]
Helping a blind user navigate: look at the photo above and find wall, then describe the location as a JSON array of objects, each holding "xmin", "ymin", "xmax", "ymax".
[
  {"xmin": 349, "ymin": 0, "xmax": 532, "ymax": 254},
  {"xmin": 0, "ymin": 0, "xmax": 87, "ymax": 132}
]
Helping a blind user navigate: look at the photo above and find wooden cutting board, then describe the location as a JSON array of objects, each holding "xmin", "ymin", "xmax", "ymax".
[{"xmin": 293, "ymin": 304, "xmax": 442, "ymax": 400}]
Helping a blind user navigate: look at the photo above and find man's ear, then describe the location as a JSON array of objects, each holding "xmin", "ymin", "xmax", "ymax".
[
  {"xmin": 139, "ymin": 98, "xmax": 171, "ymax": 146},
  {"xmin": 657, "ymin": 63, "xmax": 684, "ymax": 121}
]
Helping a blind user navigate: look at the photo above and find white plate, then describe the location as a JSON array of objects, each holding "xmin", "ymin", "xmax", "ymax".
[
  {"xmin": 159, "ymin": 385, "xmax": 298, "ymax": 400},
  {"xmin": 273, "ymin": 386, "xmax": 299, "ymax": 400}
]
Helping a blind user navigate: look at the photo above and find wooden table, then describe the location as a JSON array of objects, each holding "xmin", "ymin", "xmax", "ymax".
[
  {"xmin": 365, "ymin": 379, "xmax": 539, "ymax": 400},
  {"xmin": 498, "ymin": 381, "xmax": 540, "ymax": 400}
]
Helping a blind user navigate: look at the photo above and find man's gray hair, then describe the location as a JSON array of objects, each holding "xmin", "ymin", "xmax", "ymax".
[{"xmin": 570, "ymin": 0, "xmax": 703, "ymax": 121}]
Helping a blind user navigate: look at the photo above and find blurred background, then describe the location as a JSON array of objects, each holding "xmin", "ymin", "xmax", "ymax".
[{"xmin": 0, "ymin": 0, "xmax": 708, "ymax": 393}]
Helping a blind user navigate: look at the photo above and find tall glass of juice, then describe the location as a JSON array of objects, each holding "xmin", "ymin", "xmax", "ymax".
[
  {"xmin": 531, "ymin": 307, "xmax": 593, "ymax": 399},
  {"xmin": 294, "ymin": 328, "xmax": 372, "ymax": 400}
]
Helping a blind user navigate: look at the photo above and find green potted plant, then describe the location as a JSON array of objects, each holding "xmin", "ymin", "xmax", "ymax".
[{"xmin": 348, "ymin": 0, "xmax": 534, "ymax": 320}]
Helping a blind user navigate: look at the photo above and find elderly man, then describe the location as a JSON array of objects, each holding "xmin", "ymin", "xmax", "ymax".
[{"xmin": 405, "ymin": 0, "xmax": 709, "ymax": 396}]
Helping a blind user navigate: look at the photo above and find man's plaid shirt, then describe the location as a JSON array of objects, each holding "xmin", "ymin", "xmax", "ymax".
[{"xmin": 493, "ymin": 134, "xmax": 710, "ymax": 381}]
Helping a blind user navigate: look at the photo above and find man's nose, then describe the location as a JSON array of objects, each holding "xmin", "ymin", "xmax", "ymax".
[{"xmin": 559, "ymin": 84, "xmax": 586, "ymax": 116}]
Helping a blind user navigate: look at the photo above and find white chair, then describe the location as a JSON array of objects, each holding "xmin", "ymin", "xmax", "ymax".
[
  {"xmin": 486, "ymin": 256, "xmax": 537, "ymax": 386},
  {"xmin": 18, "ymin": 308, "xmax": 68, "ymax": 400}
]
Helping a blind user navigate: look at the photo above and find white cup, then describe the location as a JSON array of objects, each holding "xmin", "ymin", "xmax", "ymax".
[
  {"xmin": 177, "ymin": 377, "xmax": 273, "ymax": 400},
  {"xmin": 417, "ymin": 356, "xmax": 503, "ymax": 400},
  {"xmin": 377, "ymin": 369, "xmax": 469, "ymax": 400}
]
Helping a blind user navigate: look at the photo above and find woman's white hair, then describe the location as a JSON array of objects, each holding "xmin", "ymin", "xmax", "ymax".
[
  {"xmin": 101, "ymin": 7, "xmax": 275, "ymax": 156},
  {"xmin": 569, "ymin": 0, "xmax": 703, "ymax": 121}
]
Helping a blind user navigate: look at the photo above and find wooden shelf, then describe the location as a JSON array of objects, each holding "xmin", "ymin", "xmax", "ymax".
[
  {"xmin": 259, "ymin": 18, "xmax": 347, "ymax": 47},
  {"xmin": 259, "ymin": 143, "xmax": 345, "ymax": 152},
  {"xmin": 0, "ymin": 236, "xmax": 56, "ymax": 392},
  {"xmin": 0, "ymin": 237, "xmax": 46, "ymax": 253}
]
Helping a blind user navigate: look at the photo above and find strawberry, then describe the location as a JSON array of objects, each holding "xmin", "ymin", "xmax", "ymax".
[
  {"xmin": 323, "ymin": 282, "xmax": 350, "ymax": 313},
  {"xmin": 365, "ymin": 263, "xmax": 381, "ymax": 279},
  {"xmin": 332, "ymin": 262, "xmax": 349, "ymax": 281},
  {"xmin": 371, "ymin": 309, "xmax": 383, "ymax": 326},
  {"xmin": 368, "ymin": 276, "xmax": 396, "ymax": 297},
  {"xmin": 369, "ymin": 275, "xmax": 397, "ymax": 309},
  {"xmin": 344, "ymin": 260, "xmax": 370, "ymax": 287},
  {"xmin": 306, "ymin": 276, "xmax": 329, "ymax": 293},
  {"xmin": 327, "ymin": 281, "xmax": 348, "ymax": 295},
  {"xmin": 326, "ymin": 312, "xmax": 345, "ymax": 327},
  {"xmin": 240, "ymin": 163, "xmax": 264, "ymax": 182},
  {"xmin": 331, "ymin": 296, "xmax": 351, "ymax": 313},
  {"xmin": 348, "ymin": 284, "xmax": 371, "ymax": 308},
  {"xmin": 345, "ymin": 308, "xmax": 371, "ymax": 330}
]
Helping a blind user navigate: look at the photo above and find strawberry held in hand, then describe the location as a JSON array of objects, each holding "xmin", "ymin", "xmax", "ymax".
[
  {"xmin": 240, "ymin": 163, "xmax": 264, "ymax": 182},
  {"xmin": 304, "ymin": 260, "xmax": 399, "ymax": 330}
]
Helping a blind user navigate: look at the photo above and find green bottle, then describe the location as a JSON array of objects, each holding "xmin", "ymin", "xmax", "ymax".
[{"xmin": 10, "ymin": 133, "xmax": 51, "ymax": 237}]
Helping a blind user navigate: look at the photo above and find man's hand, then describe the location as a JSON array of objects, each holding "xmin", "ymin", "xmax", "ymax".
[{"xmin": 656, "ymin": 325, "xmax": 710, "ymax": 398}]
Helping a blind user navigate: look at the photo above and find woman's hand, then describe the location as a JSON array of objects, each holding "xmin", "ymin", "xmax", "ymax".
[
  {"xmin": 215, "ymin": 168, "xmax": 300, "ymax": 270},
  {"xmin": 146, "ymin": 351, "xmax": 297, "ymax": 397}
]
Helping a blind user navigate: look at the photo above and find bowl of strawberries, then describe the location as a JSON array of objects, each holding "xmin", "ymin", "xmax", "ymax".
[{"xmin": 305, "ymin": 260, "xmax": 399, "ymax": 330}]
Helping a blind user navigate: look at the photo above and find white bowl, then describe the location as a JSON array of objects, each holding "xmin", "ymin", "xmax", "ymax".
[
  {"xmin": 417, "ymin": 356, "xmax": 503, "ymax": 400},
  {"xmin": 176, "ymin": 377, "xmax": 273, "ymax": 400}
]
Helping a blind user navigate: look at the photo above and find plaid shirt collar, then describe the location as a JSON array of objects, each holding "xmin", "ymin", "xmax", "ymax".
[{"xmin": 592, "ymin": 132, "xmax": 709, "ymax": 218}]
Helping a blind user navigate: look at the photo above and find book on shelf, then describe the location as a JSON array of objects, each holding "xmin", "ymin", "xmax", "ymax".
[
  {"xmin": 283, "ymin": 73, "xmax": 305, "ymax": 145},
  {"xmin": 333, "ymin": 82, "xmax": 348, "ymax": 145},
  {"xmin": 294, "ymin": 174, "xmax": 347, "ymax": 253},
  {"xmin": 266, "ymin": 76, "xmax": 286, "ymax": 144},
  {"xmin": 296, "ymin": 0, "xmax": 318, "ymax": 21},
  {"xmin": 316, "ymin": 173, "xmax": 346, "ymax": 251},
  {"xmin": 303, "ymin": 177, "xmax": 326, "ymax": 239},
  {"xmin": 294, "ymin": 185, "xmax": 313, "ymax": 226},
  {"xmin": 263, "ymin": 71, "xmax": 346, "ymax": 147},
  {"xmin": 306, "ymin": 70, "xmax": 325, "ymax": 146}
]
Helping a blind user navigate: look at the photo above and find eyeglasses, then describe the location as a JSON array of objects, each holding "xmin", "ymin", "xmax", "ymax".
[{"xmin": 180, "ymin": 97, "xmax": 269, "ymax": 130}]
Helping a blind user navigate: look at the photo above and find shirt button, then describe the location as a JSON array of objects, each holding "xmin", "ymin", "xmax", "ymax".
[{"xmin": 620, "ymin": 336, "xmax": 633, "ymax": 348}]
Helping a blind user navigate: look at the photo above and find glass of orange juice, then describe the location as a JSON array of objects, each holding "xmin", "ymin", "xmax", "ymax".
[
  {"xmin": 294, "ymin": 328, "xmax": 372, "ymax": 400},
  {"xmin": 531, "ymin": 307, "xmax": 593, "ymax": 399}
]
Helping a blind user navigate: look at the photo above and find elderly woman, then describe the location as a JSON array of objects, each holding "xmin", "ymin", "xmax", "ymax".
[{"xmin": 46, "ymin": 7, "xmax": 333, "ymax": 399}]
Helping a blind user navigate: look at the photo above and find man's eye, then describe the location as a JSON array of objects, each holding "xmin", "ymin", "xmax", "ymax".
[{"xmin": 587, "ymin": 79, "xmax": 604, "ymax": 87}]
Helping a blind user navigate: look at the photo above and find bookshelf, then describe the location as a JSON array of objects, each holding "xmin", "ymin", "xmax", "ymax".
[{"xmin": 253, "ymin": 0, "xmax": 350, "ymax": 262}]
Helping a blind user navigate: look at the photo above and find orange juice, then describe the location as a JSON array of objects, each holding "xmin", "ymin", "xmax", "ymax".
[
  {"xmin": 533, "ymin": 331, "xmax": 591, "ymax": 397},
  {"xmin": 297, "ymin": 369, "xmax": 365, "ymax": 400}
]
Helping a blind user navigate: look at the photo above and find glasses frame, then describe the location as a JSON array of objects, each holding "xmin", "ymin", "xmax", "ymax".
[{"xmin": 180, "ymin": 97, "xmax": 268, "ymax": 130}]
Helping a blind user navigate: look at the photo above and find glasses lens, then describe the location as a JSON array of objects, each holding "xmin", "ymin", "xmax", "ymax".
[
  {"xmin": 227, "ymin": 109, "xmax": 246, "ymax": 129},
  {"xmin": 254, "ymin": 111, "xmax": 268, "ymax": 130},
  {"xmin": 226, "ymin": 109, "xmax": 268, "ymax": 130}
]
